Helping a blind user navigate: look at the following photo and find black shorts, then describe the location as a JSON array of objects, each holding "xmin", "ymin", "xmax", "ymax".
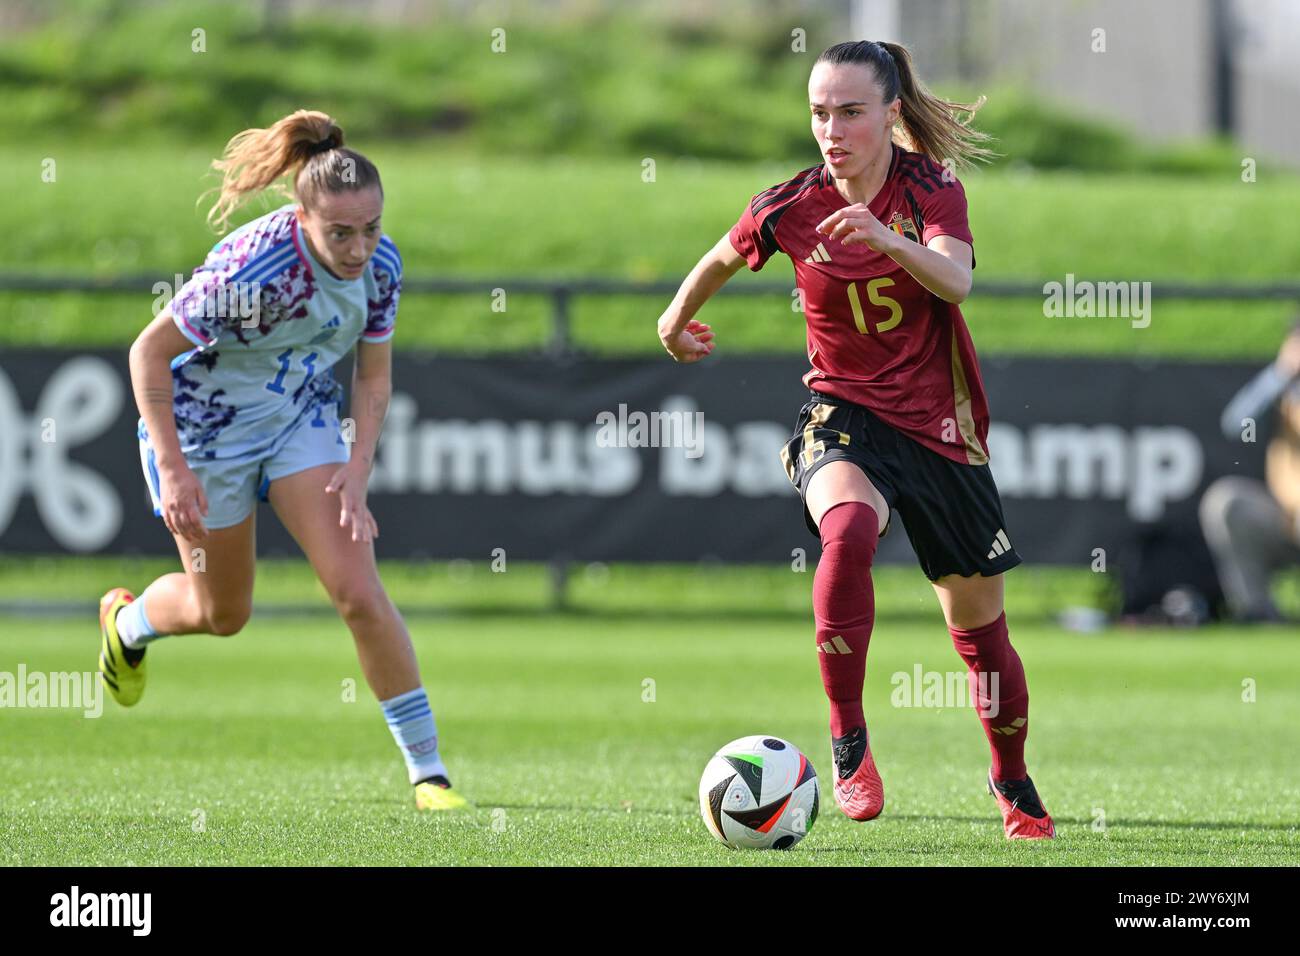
[{"xmin": 779, "ymin": 391, "xmax": 1022, "ymax": 580}]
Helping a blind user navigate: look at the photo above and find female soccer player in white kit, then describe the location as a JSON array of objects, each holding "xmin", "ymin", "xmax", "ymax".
[{"xmin": 97, "ymin": 109, "xmax": 466, "ymax": 812}]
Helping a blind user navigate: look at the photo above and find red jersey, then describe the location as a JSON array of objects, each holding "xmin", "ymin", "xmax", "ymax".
[{"xmin": 729, "ymin": 144, "xmax": 990, "ymax": 466}]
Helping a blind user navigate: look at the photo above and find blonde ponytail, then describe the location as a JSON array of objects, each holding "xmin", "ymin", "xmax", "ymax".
[{"xmin": 206, "ymin": 109, "xmax": 381, "ymax": 232}]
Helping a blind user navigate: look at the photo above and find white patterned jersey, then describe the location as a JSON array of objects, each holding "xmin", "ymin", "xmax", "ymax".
[{"xmin": 143, "ymin": 204, "xmax": 401, "ymax": 461}]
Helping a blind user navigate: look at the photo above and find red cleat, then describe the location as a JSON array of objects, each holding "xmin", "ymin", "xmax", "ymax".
[
  {"xmin": 987, "ymin": 771, "xmax": 1055, "ymax": 839},
  {"xmin": 831, "ymin": 727, "xmax": 885, "ymax": 821}
]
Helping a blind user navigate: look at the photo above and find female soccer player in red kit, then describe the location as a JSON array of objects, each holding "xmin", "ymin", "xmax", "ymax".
[{"xmin": 657, "ymin": 40, "xmax": 1054, "ymax": 839}]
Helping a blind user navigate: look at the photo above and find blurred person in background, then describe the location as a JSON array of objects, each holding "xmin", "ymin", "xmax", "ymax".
[{"xmin": 1200, "ymin": 317, "xmax": 1300, "ymax": 623}]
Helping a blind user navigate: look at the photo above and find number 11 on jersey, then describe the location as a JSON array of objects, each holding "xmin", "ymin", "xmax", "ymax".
[{"xmin": 266, "ymin": 347, "xmax": 319, "ymax": 395}]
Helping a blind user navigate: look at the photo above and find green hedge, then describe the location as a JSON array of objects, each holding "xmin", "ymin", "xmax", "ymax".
[{"xmin": 0, "ymin": 1, "xmax": 1264, "ymax": 174}]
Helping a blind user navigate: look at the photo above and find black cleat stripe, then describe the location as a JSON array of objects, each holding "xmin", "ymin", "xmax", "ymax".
[
  {"xmin": 100, "ymin": 672, "xmax": 119, "ymax": 692},
  {"xmin": 99, "ymin": 653, "xmax": 118, "ymax": 679}
]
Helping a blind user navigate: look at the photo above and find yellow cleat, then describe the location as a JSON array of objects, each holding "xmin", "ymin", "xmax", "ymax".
[
  {"xmin": 98, "ymin": 587, "xmax": 146, "ymax": 707},
  {"xmin": 414, "ymin": 779, "xmax": 471, "ymax": 811}
]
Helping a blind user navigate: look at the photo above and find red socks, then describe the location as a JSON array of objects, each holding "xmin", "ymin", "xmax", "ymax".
[
  {"xmin": 813, "ymin": 499, "xmax": 1031, "ymax": 782},
  {"xmin": 813, "ymin": 501, "xmax": 878, "ymax": 737},
  {"xmin": 948, "ymin": 611, "xmax": 1029, "ymax": 782}
]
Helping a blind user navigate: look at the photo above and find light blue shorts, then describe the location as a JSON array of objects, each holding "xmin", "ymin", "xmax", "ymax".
[{"xmin": 139, "ymin": 402, "xmax": 351, "ymax": 531}]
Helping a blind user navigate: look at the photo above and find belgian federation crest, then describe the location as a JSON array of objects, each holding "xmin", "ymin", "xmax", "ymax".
[{"xmin": 887, "ymin": 212, "xmax": 920, "ymax": 243}]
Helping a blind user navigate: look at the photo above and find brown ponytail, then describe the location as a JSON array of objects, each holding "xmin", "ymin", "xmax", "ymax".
[
  {"xmin": 206, "ymin": 109, "xmax": 382, "ymax": 232},
  {"xmin": 815, "ymin": 41, "xmax": 996, "ymax": 170}
]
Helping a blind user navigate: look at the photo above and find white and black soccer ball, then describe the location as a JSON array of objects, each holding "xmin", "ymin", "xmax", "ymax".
[{"xmin": 698, "ymin": 735, "xmax": 819, "ymax": 850}]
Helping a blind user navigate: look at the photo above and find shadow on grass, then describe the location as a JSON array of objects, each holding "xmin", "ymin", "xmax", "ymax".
[
  {"xmin": 0, "ymin": 600, "xmax": 1054, "ymax": 626},
  {"xmin": 883, "ymin": 812, "xmax": 1299, "ymax": 832},
  {"xmin": 392, "ymin": 800, "xmax": 1300, "ymax": 837}
]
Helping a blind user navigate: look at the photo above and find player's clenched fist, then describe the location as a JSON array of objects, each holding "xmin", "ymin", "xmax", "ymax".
[
  {"xmin": 660, "ymin": 319, "xmax": 715, "ymax": 363},
  {"xmin": 817, "ymin": 204, "xmax": 895, "ymax": 251}
]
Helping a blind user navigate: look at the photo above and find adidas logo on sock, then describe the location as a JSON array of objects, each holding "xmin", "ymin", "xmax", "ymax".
[
  {"xmin": 804, "ymin": 242, "xmax": 832, "ymax": 263},
  {"xmin": 818, "ymin": 635, "xmax": 852, "ymax": 654},
  {"xmin": 993, "ymin": 717, "xmax": 1027, "ymax": 736},
  {"xmin": 986, "ymin": 528, "xmax": 1012, "ymax": 559}
]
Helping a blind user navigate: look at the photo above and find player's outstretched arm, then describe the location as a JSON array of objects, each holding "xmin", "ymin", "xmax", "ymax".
[
  {"xmin": 129, "ymin": 309, "xmax": 211, "ymax": 540},
  {"xmin": 657, "ymin": 233, "xmax": 745, "ymax": 363}
]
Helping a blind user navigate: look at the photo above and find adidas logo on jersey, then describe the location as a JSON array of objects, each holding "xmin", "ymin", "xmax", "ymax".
[
  {"xmin": 308, "ymin": 314, "xmax": 343, "ymax": 345},
  {"xmin": 818, "ymin": 635, "xmax": 852, "ymax": 654},
  {"xmin": 987, "ymin": 528, "xmax": 1013, "ymax": 559},
  {"xmin": 804, "ymin": 243, "xmax": 832, "ymax": 264}
]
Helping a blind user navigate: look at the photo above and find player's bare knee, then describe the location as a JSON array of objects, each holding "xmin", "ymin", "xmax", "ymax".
[
  {"xmin": 333, "ymin": 585, "xmax": 390, "ymax": 629},
  {"xmin": 944, "ymin": 602, "xmax": 1004, "ymax": 633},
  {"xmin": 204, "ymin": 604, "xmax": 252, "ymax": 637}
]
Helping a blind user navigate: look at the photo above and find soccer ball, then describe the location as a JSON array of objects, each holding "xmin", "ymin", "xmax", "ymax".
[{"xmin": 698, "ymin": 735, "xmax": 819, "ymax": 850}]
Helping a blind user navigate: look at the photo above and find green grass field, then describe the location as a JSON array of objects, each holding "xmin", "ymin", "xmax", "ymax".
[
  {"xmin": 4, "ymin": 145, "xmax": 1299, "ymax": 357},
  {"xmin": 7, "ymin": 1, "xmax": 1300, "ymax": 879},
  {"xmin": 5, "ymin": 73, "xmax": 1299, "ymax": 870},
  {"xmin": 2, "ymin": 587, "xmax": 1297, "ymax": 866}
]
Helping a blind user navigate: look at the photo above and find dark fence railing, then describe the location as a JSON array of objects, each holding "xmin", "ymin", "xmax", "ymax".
[{"xmin": 3, "ymin": 273, "xmax": 1298, "ymax": 356}]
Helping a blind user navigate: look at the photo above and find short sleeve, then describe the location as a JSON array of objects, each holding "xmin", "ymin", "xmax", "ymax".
[
  {"xmin": 365, "ymin": 238, "xmax": 402, "ymax": 343},
  {"xmin": 169, "ymin": 246, "xmax": 252, "ymax": 349},
  {"xmin": 167, "ymin": 213, "xmax": 293, "ymax": 349},
  {"xmin": 918, "ymin": 175, "xmax": 975, "ymax": 268},
  {"xmin": 728, "ymin": 199, "xmax": 776, "ymax": 272}
]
